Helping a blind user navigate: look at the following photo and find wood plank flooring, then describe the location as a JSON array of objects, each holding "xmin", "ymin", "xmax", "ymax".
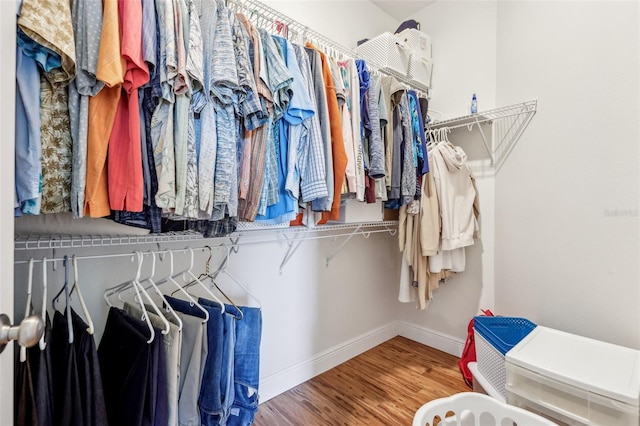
[{"xmin": 254, "ymin": 336, "xmax": 469, "ymax": 425}]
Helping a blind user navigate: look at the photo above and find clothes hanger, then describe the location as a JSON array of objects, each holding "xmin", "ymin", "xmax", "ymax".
[
  {"xmin": 177, "ymin": 246, "xmax": 243, "ymax": 319},
  {"xmin": 165, "ymin": 250, "xmax": 212, "ymax": 322},
  {"xmin": 213, "ymin": 246, "xmax": 262, "ymax": 310},
  {"xmin": 39, "ymin": 257, "xmax": 47, "ymax": 350},
  {"xmin": 127, "ymin": 251, "xmax": 171, "ymax": 335},
  {"xmin": 130, "ymin": 251, "xmax": 157, "ymax": 343},
  {"xmin": 56, "ymin": 256, "xmax": 74, "ymax": 344},
  {"xmin": 52, "ymin": 256, "xmax": 94, "ymax": 335},
  {"xmin": 20, "ymin": 258, "xmax": 35, "ymax": 362},
  {"xmin": 179, "ymin": 247, "xmax": 228, "ymax": 315},
  {"xmin": 138, "ymin": 251, "xmax": 183, "ymax": 332}
]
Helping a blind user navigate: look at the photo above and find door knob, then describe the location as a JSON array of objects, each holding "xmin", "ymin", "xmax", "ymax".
[{"xmin": 0, "ymin": 314, "xmax": 44, "ymax": 354}]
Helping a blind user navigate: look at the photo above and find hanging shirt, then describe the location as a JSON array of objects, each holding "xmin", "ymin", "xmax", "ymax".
[
  {"xmin": 211, "ymin": 3, "xmax": 241, "ymax": 220},
  {"xmin": 365, "ymin": 74, "xmax": 385, "ymax": 179},
  {"xmin": 85, "ymin": 0, "xmax": 122, "ymax": 217},
  {"xmin": 236, "ymin": 14, "xmax": 273, "ymax": 221},
  {"xmin": 306, "ymin": 43, "xmax": 347, "ymax": 223},
  {"xmin": 19, "ymin": 0, "xmax": 76, "ymax": 214},
  {"xmin": 399, "ymin": 93, "xmax": 416, "ymax": 205},
  {"xmin": 293, "ymin": 44, "xmax": 328, "ymax": 203},
  {"xmin": 68, "ymin": 0, "xmax": 104, "ymax": 218},
  {"xmin": 108, "ymin": 0, "xmax": 149, "ymax": 213},
  {"xmin": 345, "ymin": 58, "xmax": 365, "ymax": 201},
  {"xmin": 15, "ymin": 40, "xmax": 44, "ymax": 216},
  {"xmin": 152, "ymin": 0, "xmax": 178, "ymax": 211},
  {"xmin": 307, "ymin": 47, "xmax": 334, "ymax": 212}
]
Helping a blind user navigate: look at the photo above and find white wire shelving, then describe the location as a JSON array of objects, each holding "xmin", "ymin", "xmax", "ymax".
[
  {"xmin": 429, "ymin": 100, "xmax": 537, "ymax": 170},
  {"xmin": 14, "ymin": 220, "xmax": 399, "ymax": 272}
]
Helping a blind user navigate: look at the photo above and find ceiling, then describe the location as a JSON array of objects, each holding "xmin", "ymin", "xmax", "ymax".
[{"xmin": 370, "ymin": 0, "xmax": 436, "ymax": 21}]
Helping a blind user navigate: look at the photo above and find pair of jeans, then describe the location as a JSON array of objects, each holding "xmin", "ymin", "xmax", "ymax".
[
  {"xmin": 227, "ymin": 306, "xmax": 262, "ymax": 426},
  {"xmin": 165, "ymin": 296, "xmax": 230, "ymax": 426}
]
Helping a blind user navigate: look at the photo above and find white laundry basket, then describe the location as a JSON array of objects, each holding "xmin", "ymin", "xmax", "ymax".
[{"xmin": 413, "ymin": 392, "xmax": 558, "ymax": 426}]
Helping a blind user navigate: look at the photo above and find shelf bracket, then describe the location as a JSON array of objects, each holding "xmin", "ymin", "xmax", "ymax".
[
  {"xmin": 279, "ymin": 234, "xmax": 305, "ymax": 275},
  {"xmin": 325, "ymin": 224, "xmax": 362, "ymax": 267},
  {"xmin": 474, "ymin": 116, "xmax": 495, "ymax": 166}
]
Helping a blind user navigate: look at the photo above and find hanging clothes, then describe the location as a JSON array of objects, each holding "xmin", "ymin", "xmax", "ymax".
[{"xmin": 85, "ymin": 0, "xmax": 122, "ymax": 218}]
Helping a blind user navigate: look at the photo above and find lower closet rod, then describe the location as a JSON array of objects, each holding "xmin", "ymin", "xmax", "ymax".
[{"xmin": 13, "ymin": 246, "xmax": 213, "ymax": 265}]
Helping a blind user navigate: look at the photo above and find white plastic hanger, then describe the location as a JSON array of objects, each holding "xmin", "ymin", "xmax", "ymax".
[
  {"xmin": 20, "ymin": 258, "xmax": 35, "ymax": 362},
  {"xmin": 72, "ymin": 256, "xmax": 94, "ymax": 335},
  {"xmin": 130, "ymin": 251, "xmax": 171, "ymax": 336},
  {"xmin": 130, "ymin": 251, "xmax": 156, "ymax": 344},
  {"xmin": 39, "ymin": 258, "xmax": 47, "ymax": 350},
  {"xmin": 138, "ymin": 251, "xmax": 183, "ymax": 332}
]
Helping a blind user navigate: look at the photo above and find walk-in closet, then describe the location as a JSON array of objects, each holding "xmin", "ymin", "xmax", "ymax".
[{"xmin": 1, "ymin": 0, "xmax": 639, "ymax": 425}]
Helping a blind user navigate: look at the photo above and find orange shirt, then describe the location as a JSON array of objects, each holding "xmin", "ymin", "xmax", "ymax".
[
  {"xmin": 306, "ymin": 43, "xmax": 347, "ymax": 223},
  {"xmin": 84, "ymin": 0, "xmax": 122, "ymax": 218},
  {"xmin": 108, "ymin": 0, "xmax": 149, "ymax": 212}
]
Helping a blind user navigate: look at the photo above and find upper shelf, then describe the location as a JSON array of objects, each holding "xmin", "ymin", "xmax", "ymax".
[{"xmin": 429, "ymin": 100, "xmax": 538, "ymax": 170}]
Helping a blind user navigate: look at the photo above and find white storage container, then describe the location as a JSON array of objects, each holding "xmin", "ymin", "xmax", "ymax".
[
  {"xmin": 406, "ymin": 54, "xmax": 433, "ymax": 88},
  {"xmin": 505, "ymin": 326, "xmax": 640, "ymax": 426},
  {"xmin": 395, "ymin": 28, "xmax": 432, "ymax": 60},
  {"xmin": 355, "ymin": 32, "xmax": 410, "ymax": 76},
  {"xmin": 475, "ymin": 330, "xmax": 508, "ymax": 400}
]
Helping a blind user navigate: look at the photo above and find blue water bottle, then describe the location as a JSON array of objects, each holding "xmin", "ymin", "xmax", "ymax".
[{"xmin": 470, "ymin": 93, "xmax": 478, "ymax": 114}]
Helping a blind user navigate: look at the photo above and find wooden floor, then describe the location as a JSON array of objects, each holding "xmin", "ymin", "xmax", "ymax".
[{"xmin": 254, "ymin": 336, "xmax": 469, "ymax": 425}]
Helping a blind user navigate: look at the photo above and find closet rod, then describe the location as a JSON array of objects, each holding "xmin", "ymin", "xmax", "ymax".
[
  {"xmin": 13, "ymin": 247, "xmax": 213, "ymax": 266},
  {"xmin": 227, "ymin": 0, "xmax": 430, "ymax": 93},
  {"xmin": 13, "ymin": 228, "xmax": 396, "ymax": 265}
]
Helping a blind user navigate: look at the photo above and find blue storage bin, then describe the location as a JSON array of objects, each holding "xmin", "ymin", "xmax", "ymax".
[{"xmin": 474, "ymin": 316, "xmax": 536, "ymax": 356}]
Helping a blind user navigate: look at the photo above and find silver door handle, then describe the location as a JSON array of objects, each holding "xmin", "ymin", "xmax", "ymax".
[{"xmin": 0, "ymin": 314, "xmax": 44, "ymax": 354}]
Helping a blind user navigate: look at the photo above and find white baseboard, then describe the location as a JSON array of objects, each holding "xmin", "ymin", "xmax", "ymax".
[
  {"xmin": 259, "ymin": 322, "xmax": 399, "ymax": 403},
  {"xmin": 397, "ymin": 321, "xmax": 465, "ymax": 357}
]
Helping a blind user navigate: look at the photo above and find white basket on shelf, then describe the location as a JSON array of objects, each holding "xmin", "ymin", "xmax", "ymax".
[
  {"xmin": 407, "ymin": 54, "xmax": 433, "ymax": 88},
  {"xmin": 395, "ymin": 28, "xmax": 432, "ymax": 61},
  {"xmin": 355, "ymin": 32, "xmax": 410, "ymax": 76}
]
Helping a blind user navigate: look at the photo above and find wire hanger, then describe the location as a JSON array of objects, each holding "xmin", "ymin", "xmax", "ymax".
[
  {"xmin": 213, "ymin": 245, "xmax": 262, "ymax": 310},
  {"xmin": 178, "ymin": 246, "xmax": 243, "ymax": 320},
  {"xmin": 165, "ymin": 250, "xmax": 212, "ymax": 323},
  {"xmin": 52, "ymin": 255, "xmax": 94, "ymax": 335},
  {"xmin": 179, "ymin": 247, "xmax": 228, "ymax": 315},
  {"xmin": 138, "ymin": 251, "xmax": 183, "ymax": 332}
]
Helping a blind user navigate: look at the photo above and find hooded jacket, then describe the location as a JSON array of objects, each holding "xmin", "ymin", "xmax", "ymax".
[{"xmin": 431, "ymin": 142, "xmax": 480, "ymax": 250}]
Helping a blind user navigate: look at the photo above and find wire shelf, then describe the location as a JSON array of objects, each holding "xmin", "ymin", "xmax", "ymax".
[
  {"xmin": 429, "ymin": 100, "xmax": 537, "ymax": 170},
  {"xmin": 14, "ymin": 231, "xmax": 204, "ymax": 251},
  {"xmin": 14, "ymin": 221, "xmax": 399, "ymax": 251}
]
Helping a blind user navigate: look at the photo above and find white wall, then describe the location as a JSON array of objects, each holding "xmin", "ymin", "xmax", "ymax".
[
  {"xmin": 263, "ymin": 0, "xmax": 399, "ymax": 48},
  {"xmin": 494, "ymin": 1, "xmax": 640, "ymax": 349},
  {"xmin": 394, "ymin": 1, "xmax": 498, "ymax": 346}
]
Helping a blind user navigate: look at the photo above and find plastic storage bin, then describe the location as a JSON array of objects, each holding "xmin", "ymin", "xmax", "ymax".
[
  {"xmin": 474, "ymin": 317, "xmax": 537, "ymax": 400},
  {"xmin": 505, "ymin": 326, "xmax": 640, "ymax": 426},
  {"xmin": 406, "ymin": 54, "xmax": 433, "ymax": 88},
  {"xmin": 474, "ymin": 316, "xmax": 537, "ymax": 355},
  {"xmin": 395, "ymin": 28, "xmax": 432, "ymax": 60},
  {"xmin": 355, "ymin": 32, "xmax": 410, "ymax": 75}
]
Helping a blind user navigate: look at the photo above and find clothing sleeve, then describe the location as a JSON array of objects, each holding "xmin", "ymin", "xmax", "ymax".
[{"xmin": 420, "ymin": 158, "xmax": 440, "ymax": 257}]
